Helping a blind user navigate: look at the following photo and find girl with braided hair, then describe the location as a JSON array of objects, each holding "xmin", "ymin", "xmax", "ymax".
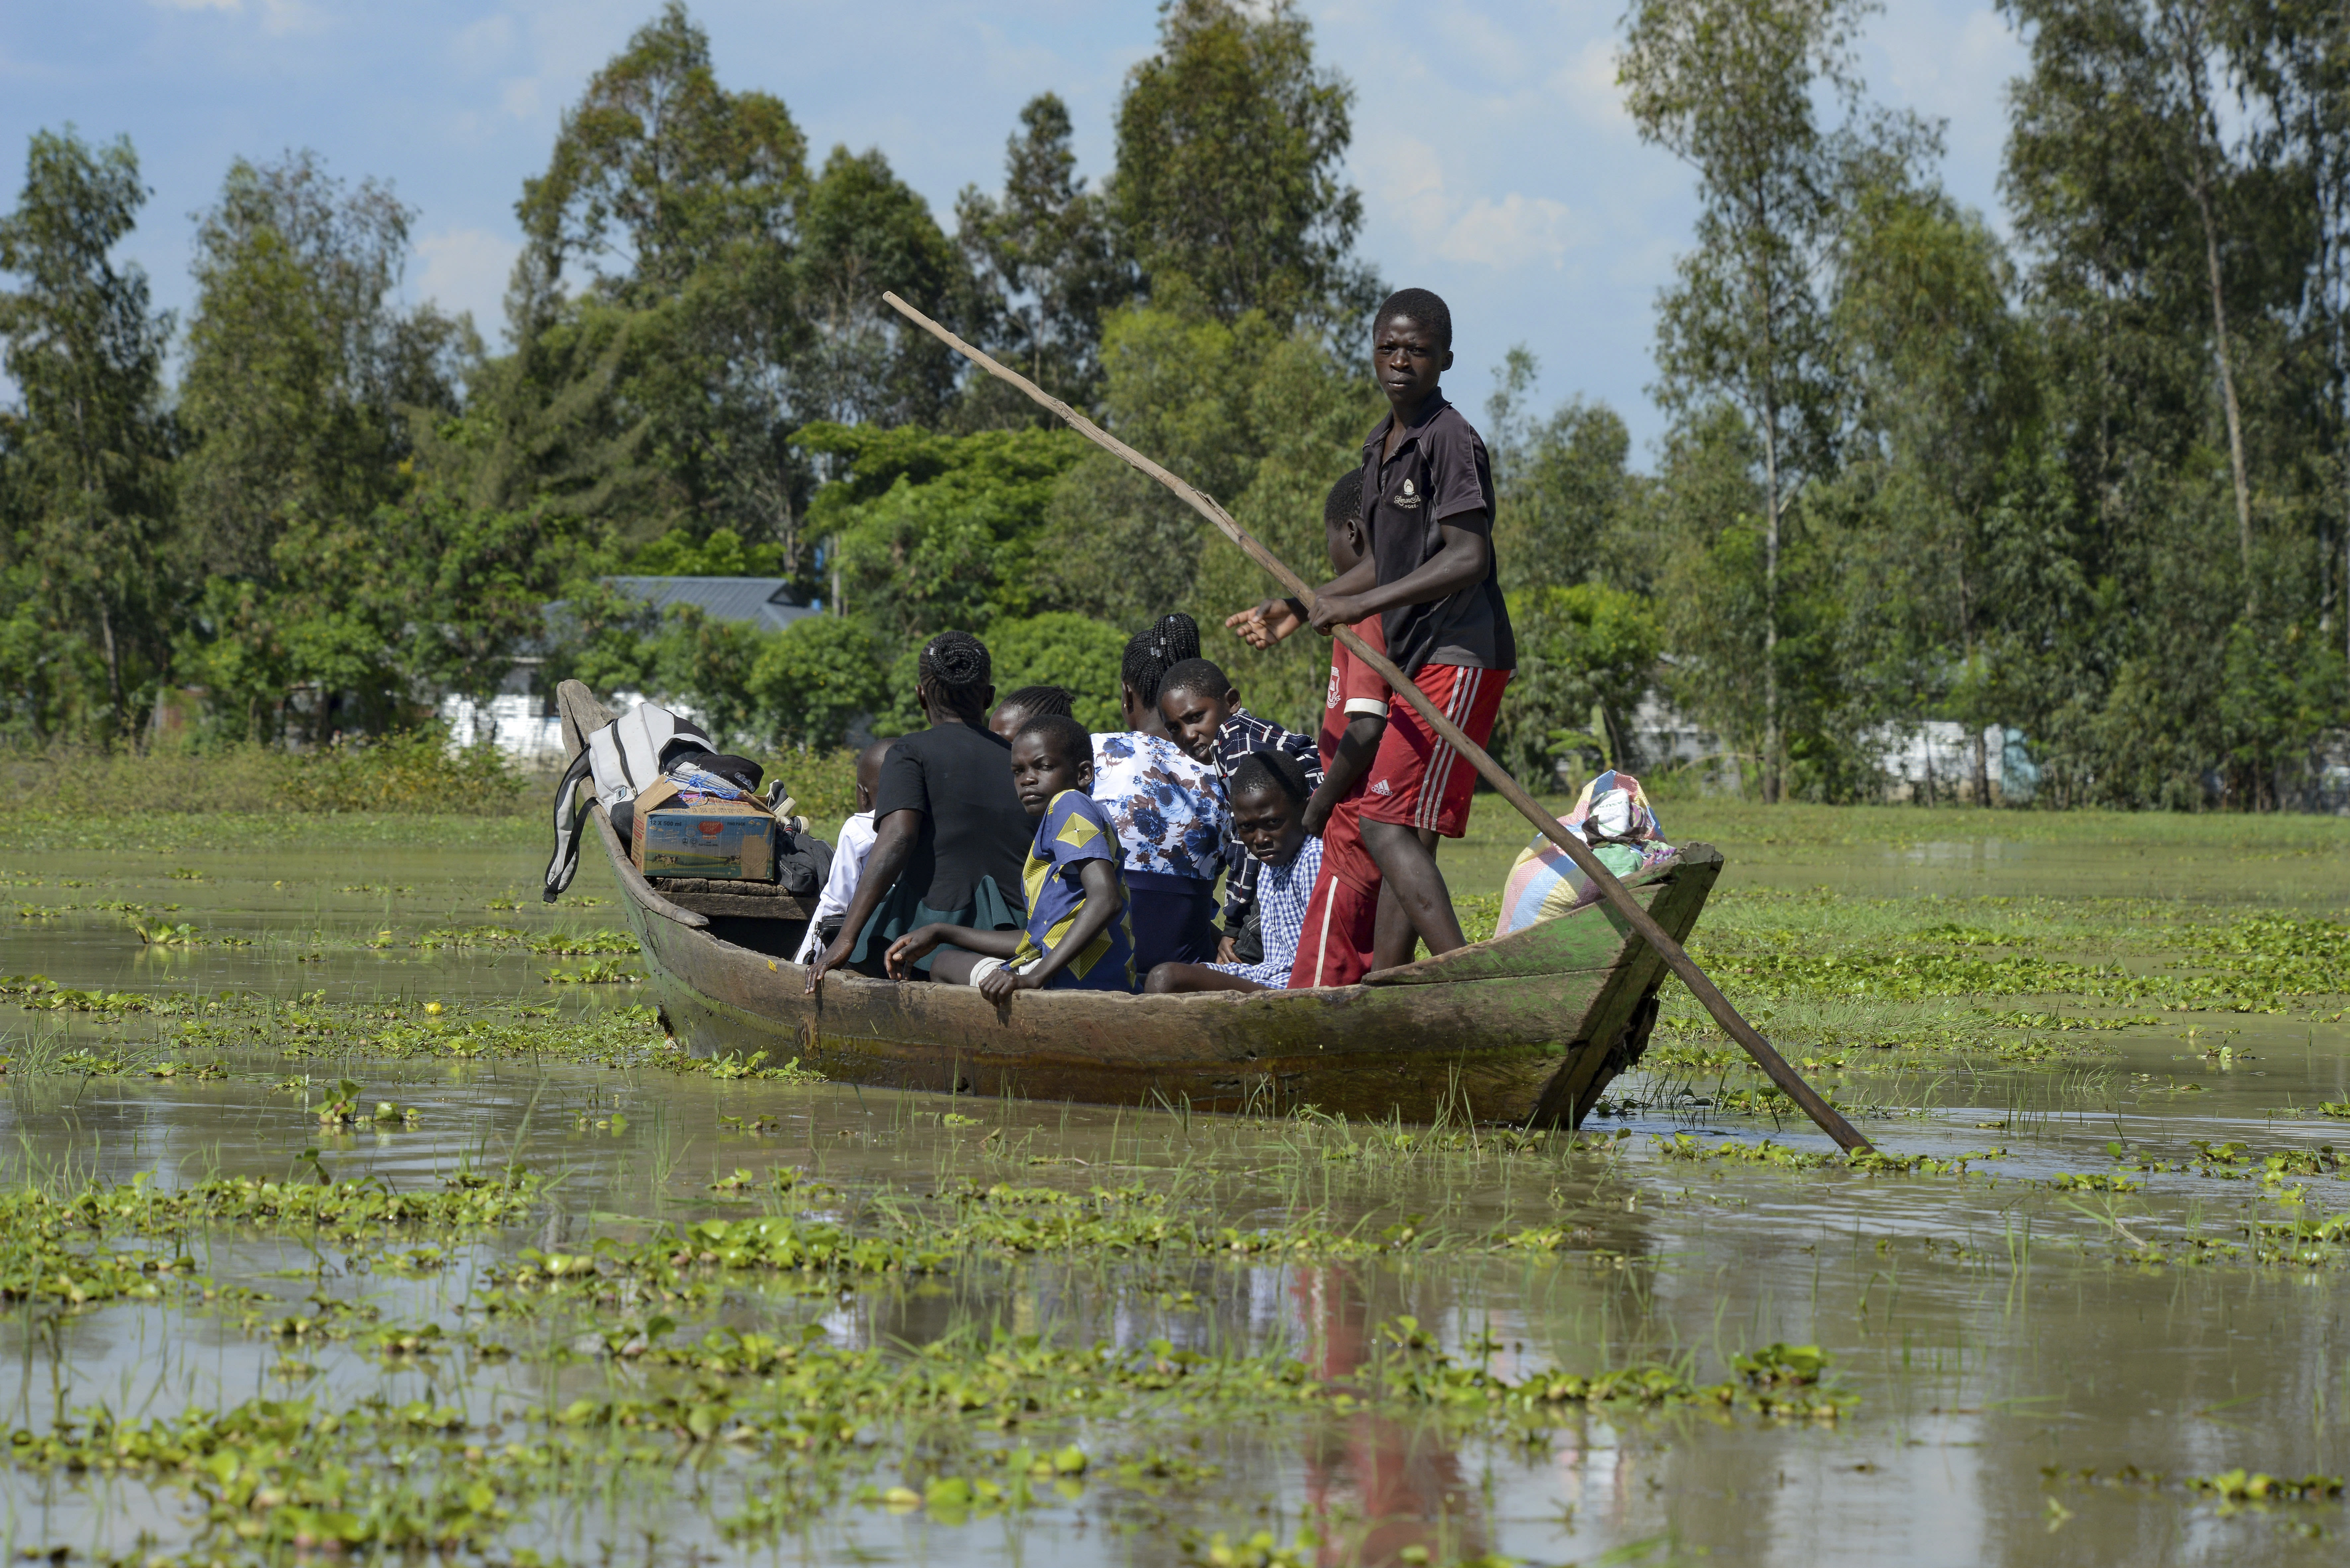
[
  {"xmin": 1089, "ymin": 614, "xmax": 1229, "ymax": 973},
  {"xmin": 805, "ymin": 630, "xmax": 1033, "ymax": 992},
  {"xmin": 1116, "ymin": 613, "xmax": 1198, "ymax": 739}
]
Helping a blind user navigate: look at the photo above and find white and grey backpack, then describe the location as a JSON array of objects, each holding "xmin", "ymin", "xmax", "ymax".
[{"xmin": 541, "ymin": 701, "xmax": 713, "ymax": 901}]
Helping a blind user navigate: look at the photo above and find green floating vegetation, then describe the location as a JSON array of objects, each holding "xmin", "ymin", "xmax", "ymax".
[
  {"xmin": 5, "ymin": 1315, "xmax": 1851, "ymax": 1557},
  {"xmin": 4, "ymin": 1167, "xmax": 539, "ymax": 1246},
  {"xmin": 0, "ymin": 1167, "xmax": 536, "ymax": 1312},
  {"xmin": 1667, "ymin": 899, "xmax": 2350, "ymax": 1042},
  {"xmin": 415, "ymin": 926, "xmax": 638, "ymax": 955},
  {"xmin": 475, "ymin": 1174, "xmax": 1808, "ymax": 1309},
  {"xmin": 2048, "ymin": 1462, "xmax": 2347, "ymax": 1510},
  {"xmin": 1649, "ymin": 1134, "xmax": 2002, "ymax": 1177},
  {"xmin": 0, "ymin": 974, "xmax": 184, "ymax": 1014},
  {"xmin": 2188, "ymin": 1469, "xmax": 2346, "ymax": 1503},
  {"xmin": 10, "ymin": 1395, "xmax": 518, "ymax": 1556},
  {"xmin": 543, "ymin": 957, "xmax": 641, "ymax": 984}
]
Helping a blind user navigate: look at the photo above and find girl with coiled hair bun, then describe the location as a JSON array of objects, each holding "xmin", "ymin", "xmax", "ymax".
[
  {"xmin": 805, "ymin": 630, "xmax": 1034, "ymax": 992},
  {"xmin": 1088, "ymin": 612, "xmax": 1229, "ymax": 973}
]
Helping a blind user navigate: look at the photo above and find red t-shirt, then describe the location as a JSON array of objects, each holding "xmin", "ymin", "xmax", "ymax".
[{"xmin": 1318, "ymin": 615, "xmax": 1392, "ymax": 774}]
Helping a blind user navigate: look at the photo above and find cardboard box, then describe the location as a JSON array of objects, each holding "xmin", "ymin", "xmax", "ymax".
[{"xmin": 630, "ymin": 779, "xmax": 777, "ymax": 881}]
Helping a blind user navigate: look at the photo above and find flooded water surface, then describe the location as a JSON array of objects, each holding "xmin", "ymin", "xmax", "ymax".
[{"xmin": 6, "ymin": 803, "xmax": 2350, "ymax": 1566}]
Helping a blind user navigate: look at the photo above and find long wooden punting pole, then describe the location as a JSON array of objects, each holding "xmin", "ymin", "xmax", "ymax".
[{"xmin": 882, "ymin": 292, "xmax": 1872, "ymax": 1153}]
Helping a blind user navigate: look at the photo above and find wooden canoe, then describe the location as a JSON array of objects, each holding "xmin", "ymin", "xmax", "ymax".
[{"xmin": 558, "ymin": 681, "xmax": 1720, "ymax": 1128}]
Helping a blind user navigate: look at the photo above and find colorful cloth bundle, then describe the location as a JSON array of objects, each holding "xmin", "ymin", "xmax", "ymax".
[{"xmin": 1495, "ymin": 770, "xmax": 1675, "ymax": 939}]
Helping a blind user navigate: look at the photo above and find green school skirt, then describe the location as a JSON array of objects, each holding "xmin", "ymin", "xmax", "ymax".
[{"xmin": 845, "ymin": 874, "xmax": 1025, "ymax": 975}]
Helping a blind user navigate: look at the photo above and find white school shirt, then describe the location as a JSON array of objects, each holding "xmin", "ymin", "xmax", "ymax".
[{"xmin": 794, "ymin": 809, "xmax": 878, "ymax": 962}]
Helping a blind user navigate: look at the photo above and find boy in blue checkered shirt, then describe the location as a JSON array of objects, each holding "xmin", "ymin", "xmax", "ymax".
[
  {"xmin": 1157, "ymin": 656, "xmax": 1323, "ymax": 959},
  {"xmin": 1142, "ymin": 750, "xmax": 1321, "ymax": 992}
]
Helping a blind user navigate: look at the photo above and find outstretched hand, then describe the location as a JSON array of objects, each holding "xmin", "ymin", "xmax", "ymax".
[{"xmin": 1226, "ymin": 599, "xmax": 1300, "ymax": 651}]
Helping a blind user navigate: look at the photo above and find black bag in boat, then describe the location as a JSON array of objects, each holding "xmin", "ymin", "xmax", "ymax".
[
  {"xmin": 1229, "ymin": 900, "xmax": 1264, "ymax": 966},
  {"xmin": 773, "ymin": 826, "xmax": 834, "ymax": 897}
]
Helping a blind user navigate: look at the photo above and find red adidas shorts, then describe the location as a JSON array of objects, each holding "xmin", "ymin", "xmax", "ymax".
[
  {"xmin": 1358, "ymin": 663, "xmax": 1510, "ymax": 839},
  {"xmin": 1291, "ymin": 796, "xmax": 1378, "ymax": 988}
]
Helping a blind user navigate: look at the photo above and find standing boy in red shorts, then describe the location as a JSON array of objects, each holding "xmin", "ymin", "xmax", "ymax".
[
  {"xmin": 1229, "ymin": 287, "xmax": 1513, "ymax": 962},
  {"xmin": 1284, "ymin": 468, "xmax": 1401, "ymax": 986}
]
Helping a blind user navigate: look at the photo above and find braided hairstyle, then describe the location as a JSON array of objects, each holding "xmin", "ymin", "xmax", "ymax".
[
  {"xmin": 918, "ymin": 630, "xmax": 993, "ymax": 725},
  {"xmin": 1010, "ymin": 712, "xmax": 1093, "ymax": 772},
  {"xmin": 1119, "ymin": 612, "xmax": 1201, "ymax": 709},
  {"xmin": 1375, "ymin": 287, "xmax": 1453, "ymax": 351},
  {"xmin": 997, "ymin": 684, "xmax": 1075, "ymax": 721},
  {"xmin": 1230, "ymin": 747, "xmax": 1311, "ymax": 806}
]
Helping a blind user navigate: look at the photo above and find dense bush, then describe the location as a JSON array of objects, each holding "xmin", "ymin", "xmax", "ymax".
[
  {"xmin": 987, "ymin": 613, "xmax": 1128, "ymax": 732},
  {"xmin": 0, "ymin": 726, "xmax": 528, "ymax": 815}
]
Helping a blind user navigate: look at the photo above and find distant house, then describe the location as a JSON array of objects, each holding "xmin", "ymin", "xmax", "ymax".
[
  {"xmin": 439, "ymin": 576, "xmax": 822, "ymax": 768},
  {"xmin": 596, "ymin": 576, "xmax": 823, "ymax": 636}
]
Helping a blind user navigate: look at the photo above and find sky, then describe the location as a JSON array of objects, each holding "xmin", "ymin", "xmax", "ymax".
[{"xmin": 0, "ymin": 0, "xmax": 2031, "ymax": 457}]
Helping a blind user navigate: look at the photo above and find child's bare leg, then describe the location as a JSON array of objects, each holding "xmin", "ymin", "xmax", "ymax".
[
  {"xmin": 1360, "ymin": 821, "xmax": 1464, "ymax": 956},
  {"xmin": 1370, "ymin": 877, "xmax": 1418, "ymax": 970},
  {"xmin": 1145, "ymin": 962, "xmax": 1267, "ymax": 994},
  {"xmin": 927, "ymin": 949, "xmax": 983, "ymax": 985}
]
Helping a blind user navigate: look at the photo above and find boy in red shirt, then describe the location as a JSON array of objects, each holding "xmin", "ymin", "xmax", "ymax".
[{"xmin": 1229, "ymin": 288, "xmax": 1513, "ymax": 964}]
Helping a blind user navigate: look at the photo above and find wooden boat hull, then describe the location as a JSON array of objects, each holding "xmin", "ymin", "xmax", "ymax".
[{"xmin": 560, "ymin": 682, "xmax": 1719, "ymax": 1127}]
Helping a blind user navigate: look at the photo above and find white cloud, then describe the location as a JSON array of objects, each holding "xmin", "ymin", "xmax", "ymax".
[
  {"xmin": 1439, "ymin": 193, "xmax": 1582, "ymax": 268},
  {"xmin": 146, "ymin": 0, "xmax": 317, "ymax": 34},
  {"xmin": 1363, "ymin": 134, "xmax": 1449, "ymax": 244},
  {"xmin": 414, "ymin": 227, "xmax": 520, "ymax": 332},
  {"xmin": 452, "ymin": 14, "xmax": 517, "ymax": 69},
  {"xmin": 1549, "ymin": 36, "xmax": 1630, "ymax": 134},
  {"xmin": 1358, "ymin": 132, "xmax": 1583, "ymax": 270}
]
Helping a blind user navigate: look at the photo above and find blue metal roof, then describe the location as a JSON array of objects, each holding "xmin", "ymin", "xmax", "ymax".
[{"xmin": 600, "ymin": 577, "xmax": 820, "ymax": 635}]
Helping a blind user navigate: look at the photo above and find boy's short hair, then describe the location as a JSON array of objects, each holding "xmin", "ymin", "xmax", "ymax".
[
  {"xmin": 1230, "ymin": 747, "xmax": 1311, "ymax": 806},
  {"xmin": 1324, "ymin": 467, "xmax": 1363, "ymax": 531},
  {"xmin": 1375, "ymin": 287, "xmax": 1452, "ymax": 351},
  {"xmin": 1157, "ymin": 657, "xmax": 1231, "ymax": 704},
  {"xmin": 998, "ymin": 684, "xmax": 1075, "ymax": 721},
  {"xmin": 1010, "ymin": 712, "xmax": 1092, "ymax": 769}
]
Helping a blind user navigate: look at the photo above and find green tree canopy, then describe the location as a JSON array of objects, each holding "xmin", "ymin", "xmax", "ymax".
[
  {"xmin": 797, "ymin": 419, "xmax": 1084, "ymax": 653},
  {"xmin": 1110, "ymin": 0, "xmax": 1373, "ymax": 330},
  {"xmin": 956, "ymin": 93, "xmax": 1133, "ymax": 412},
  {"xmin": 987, "ymin": 611, "xmax": 1129, "ymax": 732},
  {"xmin": 0, "ymin": 127, "xmax": 175, "ymax": 739},
  {"xmin": 513, "ymin": 0, "xmax": 804, "ymax": 305},
  {"xmin": 1621, "ymin": 0, "xmax": 1926, "ymax": 799}
]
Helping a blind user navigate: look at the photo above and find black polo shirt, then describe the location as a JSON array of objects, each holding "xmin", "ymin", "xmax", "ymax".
[
  {"xmin": 871, "ymin": 719, "xmax": 1030, "ymax": 910},
  {"xmin": 1358, "ymin": 391, "xmax": 1516, "ymax": 675}
]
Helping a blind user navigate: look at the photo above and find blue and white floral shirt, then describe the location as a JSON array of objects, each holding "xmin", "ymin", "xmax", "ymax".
[{"xmin": 1090, "ymin": 733, "xmax": 1229, "ymax": 886}]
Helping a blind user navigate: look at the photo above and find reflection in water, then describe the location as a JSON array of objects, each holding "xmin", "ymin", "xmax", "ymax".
[{"xmin": 1292, "ymin": 1264, "xmax": 1486, "ymax": 1567}]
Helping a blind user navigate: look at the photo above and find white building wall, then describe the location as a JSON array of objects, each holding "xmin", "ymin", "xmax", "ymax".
[{"xmin": 438, "ymin": 692, "xmax": 566, "ymax": 770}]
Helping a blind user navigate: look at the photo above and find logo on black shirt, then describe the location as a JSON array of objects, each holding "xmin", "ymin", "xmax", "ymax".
[{"xmin": 1394, "ymin": 477, "xmax": 1422, "ymax": 510}]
